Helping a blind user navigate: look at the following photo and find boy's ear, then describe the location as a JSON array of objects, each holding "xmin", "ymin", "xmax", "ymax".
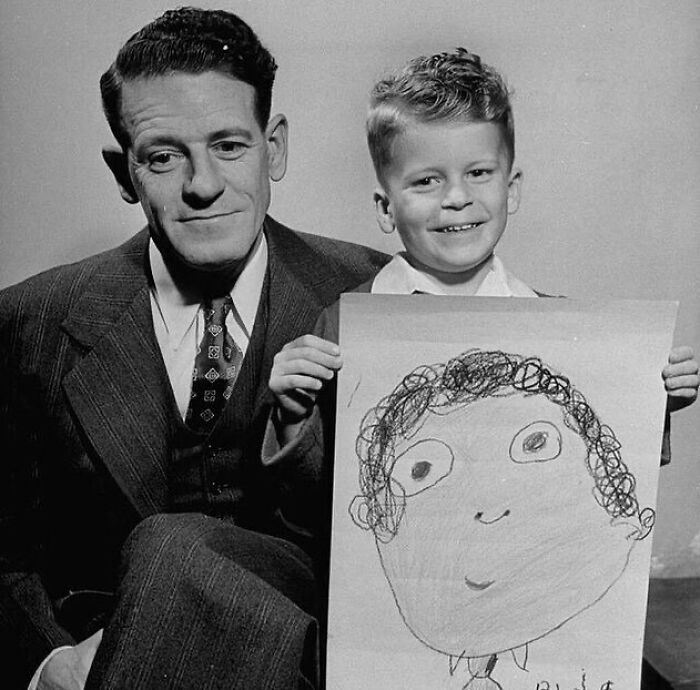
[
  {"xmin": 374, "ymin": 189, "xmax": 395, "ymax": 234},
  {"xmin": 265, "ymin": 113, "xmax": 288, "ymax": 182},
  {"xmin": 507, "ymin": 167, "xmax": 523, "ymax": 215},
  {"xmin": 102, "ymin": 146, "xmax": 139, "ymax": 204}
]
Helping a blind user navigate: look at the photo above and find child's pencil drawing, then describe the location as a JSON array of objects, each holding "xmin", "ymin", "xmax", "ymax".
[
  {"xmin": 349, "ymin": 349, "xmax": 654, "ymax": 689},
  {"xmin": 325, "ymin": 294, "xmax": 676, "ymax": 689}
]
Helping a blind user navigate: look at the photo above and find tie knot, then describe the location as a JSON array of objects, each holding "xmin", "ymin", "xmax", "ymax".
[{"xmin": 203, "ymin": 296, "xmax": 232, "ymax": 325}]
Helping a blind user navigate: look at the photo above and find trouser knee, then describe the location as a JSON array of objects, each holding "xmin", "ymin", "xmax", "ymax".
[{"xmin": 120, "ymin": 512, "xmax": 212, "ymax": 577}]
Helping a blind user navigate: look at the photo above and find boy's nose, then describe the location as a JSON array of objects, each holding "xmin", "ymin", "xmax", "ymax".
[
  {"xmin": 441, "ymin": 182, "xmax": 473, "ymax": 209},
  {"xmin": 183, "ymin": 152, "xmax": 225, "ymax": 206}
]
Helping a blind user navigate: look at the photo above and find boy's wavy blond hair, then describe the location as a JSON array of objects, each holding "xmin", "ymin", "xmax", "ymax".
[{"xmin": 367, "ymin": 48, "xmax": 514, "ymax": 183}]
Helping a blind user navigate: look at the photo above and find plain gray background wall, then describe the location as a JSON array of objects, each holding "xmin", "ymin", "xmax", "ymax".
[{"xmin": 1, "ymin": 0, "xmax": 698, "ymax": 574}]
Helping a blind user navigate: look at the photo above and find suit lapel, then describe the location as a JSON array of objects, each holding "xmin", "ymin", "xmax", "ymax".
[
  {"xmin": 252, "ymin": 223, "xmax": 325, "ymax": 413},
  {"xmin": 62, "ymin": 231, "xmax": 171, "ymax": 518}
]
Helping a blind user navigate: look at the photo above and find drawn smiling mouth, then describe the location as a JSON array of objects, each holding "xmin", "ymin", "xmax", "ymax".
[
  {"xmin": 464, "ymin": 576, "xmax": 494, "ymax": 591},
  {"xmin": 475, "ymin": 509, "xmax": 510, "ymax": 525}
]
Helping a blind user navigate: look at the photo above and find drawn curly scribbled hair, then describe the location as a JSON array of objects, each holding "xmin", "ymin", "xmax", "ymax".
[
  {"xmin": 367, "ymin": 48, "xmax": 514, "ymax": 183},
  {"xmin": 352, "ymin": 349, "xmax": 655, "ymax": 544}
]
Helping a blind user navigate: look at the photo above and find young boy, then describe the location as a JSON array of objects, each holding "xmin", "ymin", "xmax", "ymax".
[{"xmin": 268, "ymin": 48, "xmax": 698, "ymax": 445}]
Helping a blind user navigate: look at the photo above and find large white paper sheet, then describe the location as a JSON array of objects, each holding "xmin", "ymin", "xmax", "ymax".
[{"xmin": 327, "ymin": 295, "xmax": 677, "ymax": 689}]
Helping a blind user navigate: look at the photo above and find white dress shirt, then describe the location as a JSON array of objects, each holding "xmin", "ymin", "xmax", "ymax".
[
  {"xmin": 371, "ymin": 252, "xmax": 537, "ymax": 297},
  {"xmin": 149, "ymin": 232, "xmax": 268, "ymax": 418}
]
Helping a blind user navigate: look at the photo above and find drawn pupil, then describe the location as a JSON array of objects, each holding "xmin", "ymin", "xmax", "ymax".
[
  {"xmin": 411, "ymin": 461, "xmax": 432, "ymax": 481},
  {"xmin": 523, "ymin": 431, "xmax": 548, "ymax": 453}
]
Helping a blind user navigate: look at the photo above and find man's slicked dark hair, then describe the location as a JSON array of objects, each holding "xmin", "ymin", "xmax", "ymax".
[{"xmin": 100, "ymin": 7, "xmax": 278, "ymax": 150}]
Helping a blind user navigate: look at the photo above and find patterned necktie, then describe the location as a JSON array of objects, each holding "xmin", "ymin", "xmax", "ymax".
[{"xmin": 185, "ymin": 295, "xmax": 243, "ymax": 434}]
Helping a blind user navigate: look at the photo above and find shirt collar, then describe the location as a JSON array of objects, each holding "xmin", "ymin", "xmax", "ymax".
[
  {"xmin": 148, "ymin": 231, "xmax": 268, "ymax": 343},
  {"xmin": 230, "ymin": 231, "xmax": 267, "ymax": 336},
  {"xmin": 371, "ymin": 252, "xmax": 536, "ymax": 297}
]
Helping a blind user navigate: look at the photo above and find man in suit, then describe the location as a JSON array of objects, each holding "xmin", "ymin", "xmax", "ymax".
[{"xmin": 0, "ymin": 8, "xmax": 387, "ymax": 689}]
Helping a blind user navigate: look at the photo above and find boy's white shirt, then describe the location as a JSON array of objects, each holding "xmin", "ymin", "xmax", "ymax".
[{"xmin": 371, "ymin": 252, "xmax": 537, "ymax": 297}]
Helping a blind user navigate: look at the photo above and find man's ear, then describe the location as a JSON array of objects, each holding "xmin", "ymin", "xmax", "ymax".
[
  {"xmin": 102, "ymin": 146, "xmax": 139, "ymax": 204},
  {"xmin": 265, "ymin": 113, "xmax": 288, "ymax": 182},
  {"xmin": 507, "ymin": 167, "xmax": 523, "ymax": 215},
  {"xmin": 374, "ymin": 188, "xmax": 395, "ymax": 234}
]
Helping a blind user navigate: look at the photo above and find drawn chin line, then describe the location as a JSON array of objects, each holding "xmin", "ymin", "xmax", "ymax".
[{"xmin": 464, "ymin": 576, "xmax": 495, "ymax": 591}]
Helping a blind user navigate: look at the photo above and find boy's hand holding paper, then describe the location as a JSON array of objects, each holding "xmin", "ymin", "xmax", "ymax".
[
  {"xmin": 269, "ymin": 334, "xmax": 342, "ymax": 443},
  {"xmin": 663, "ymin": 345, "xmax": 699, "ymax": 411}
]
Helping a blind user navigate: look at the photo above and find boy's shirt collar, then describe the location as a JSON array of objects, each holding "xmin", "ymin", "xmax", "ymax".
[{"xmin": 371, "ymin": 252, "xmax": 537, "ymax": 297}]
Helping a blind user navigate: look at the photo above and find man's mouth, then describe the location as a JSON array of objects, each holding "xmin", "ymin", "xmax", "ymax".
[
  {"xmin": 431, "ymin": 222, "xmax": 483, "ymax": 233},
  {"xmin": 464, "ymin": 576, "xmax": 494, "ymax": 591},
  {"xmin": 181, "ymin": 212, "xmax": 235, "ymax": 222}
]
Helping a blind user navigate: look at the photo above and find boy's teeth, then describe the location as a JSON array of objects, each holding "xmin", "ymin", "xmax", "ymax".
[{"xmin": 436, "ymin": 223, "xmax": 479, "ymax": 232}]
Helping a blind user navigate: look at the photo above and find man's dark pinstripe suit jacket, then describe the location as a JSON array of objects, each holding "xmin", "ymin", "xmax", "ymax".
[{"xmin": 0, "ymin": 215, "xmax": 388, "ymax": 688}]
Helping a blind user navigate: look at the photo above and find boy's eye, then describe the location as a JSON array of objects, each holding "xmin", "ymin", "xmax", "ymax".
[
  {"xmin": 412, "ymin": 176, "xmax": 439, "ymax": 188},
  {"xmin": 468, "ymin": 168, "xmax": 492, "ymax": 180},
  {"xmin": 389, "ymin": 439, "xmax": 454, "ymax": 497},
  {"xmin": 509, "ymin": 421, "xmax": 562, "ymax": 464}
]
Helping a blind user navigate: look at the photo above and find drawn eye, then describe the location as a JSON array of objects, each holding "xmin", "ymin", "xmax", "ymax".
[
  {"xmin": 389, "ymin": 439, "xmax": 454, "ymax": 497},
  {"xmin": 509, "ymin": 421, "xmax": 562, "ymax": 464}
]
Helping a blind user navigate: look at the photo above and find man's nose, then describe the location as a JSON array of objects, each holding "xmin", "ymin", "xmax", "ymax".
[
  {"xmin": 441, "ymin": 180, "xmax": 473, "ymax": 210},
  {"xmin": 182, "ymin": 152, "xmax": 225, "ymax": 206}
]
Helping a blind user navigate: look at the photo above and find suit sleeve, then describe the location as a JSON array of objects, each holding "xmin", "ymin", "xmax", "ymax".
[
  {"xmin": 261, "ymin": 301, "xmax": 340, "ymax": 463},
  {"xmin": 260, "ymin": 303, "xmax": 340, "ymax": 553},
  {"xmin": 0, "ymin": 289, "xmax": 76, "ymax": 689}
]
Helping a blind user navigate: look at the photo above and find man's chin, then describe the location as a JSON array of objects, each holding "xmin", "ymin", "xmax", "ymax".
[
  {"xmin": 183, "ymin": 256, "xmax": 244, "ymax": 273},
  {"xmin": 164, "ymin": 251, "xmax": 249, "ymax": 293}
]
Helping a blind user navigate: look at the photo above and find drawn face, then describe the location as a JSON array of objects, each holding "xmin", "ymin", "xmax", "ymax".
[
  {"xmin": 376, "ymin": 393, "xmax": 635, "ymax": 658},
  {"xmin": 375, "ymin": 120, "xmax": 521, "ymax": 280},
  {"xmin": 118, "ymin": 71, "xmax": 287, "ymax": 273}
]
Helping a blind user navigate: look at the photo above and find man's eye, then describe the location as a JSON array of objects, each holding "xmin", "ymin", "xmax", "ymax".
[
  {"xmin": 148, "ymin": 152, "xmax": 181, "ymax": 172},
  {"xmin": 389, "ymin": 439, "xmax": 454, "ymax": 497},
  {"xmin": 509, "ymin": 421, "xmax": 562, "ymax": 464},
  {"xmin": 468, "ymin": 168, "xmax": 492, "ymax": 180},
  {"xmin": 214, "ymin": 141, "xmax": 246, "ymax": 158}
]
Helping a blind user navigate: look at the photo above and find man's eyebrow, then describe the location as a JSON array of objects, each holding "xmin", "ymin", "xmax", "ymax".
[
  {"xmin": 208, "ymin": 127, "xmax": 256, "ymax": 142},
  {"xmin": 133, "ymin": 128, "xmax": 256, "ymax": 152},
  {"xmin": 133, "ymin": 134, "xmax": 182, "ymax": 152}
]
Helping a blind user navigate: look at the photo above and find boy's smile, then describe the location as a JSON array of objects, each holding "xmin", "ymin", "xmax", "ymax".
[{"xmin": 375, "ymin": 120, "xmax": 521, "ymax": 290}]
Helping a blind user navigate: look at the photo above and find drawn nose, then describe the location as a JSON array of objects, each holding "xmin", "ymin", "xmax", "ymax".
[{"xmin": 474, "ymin": 509, "xmax": 510, "ymax": 524}]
